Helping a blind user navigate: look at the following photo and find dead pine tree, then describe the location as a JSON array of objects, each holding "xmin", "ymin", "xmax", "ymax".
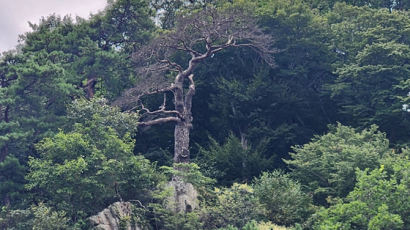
[{"xmin": 116, "ymin": 5, "xmax": 276, "ymax": 212}]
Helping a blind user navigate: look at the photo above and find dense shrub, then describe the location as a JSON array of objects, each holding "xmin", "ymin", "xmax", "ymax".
[
  {"xmin": 197, "ymin": 134, "xmax": 272, "ymax": 186},
  {"xmin": 312, "ymin": 152, "xmax": 409, "ymax": 229},
  {"xmin": 202, "ymin": 183, "xmax": 265, "ymax": 229},
  {"xmin": 285, "ymin": 124, "xmax": 389, "ymax": 204},
  {"xmin": 253, "ymin": 171, "xmax": 314, "ymax": 226}
]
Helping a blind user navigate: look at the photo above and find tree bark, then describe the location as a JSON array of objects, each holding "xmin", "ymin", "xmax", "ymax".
[
  {"xmin": 174, "ymin": 121, "xmax": 191, "ymax": 163},
  {"xmin": 173, "ymin": 74, "xmax": 195, "ymax": 163}
]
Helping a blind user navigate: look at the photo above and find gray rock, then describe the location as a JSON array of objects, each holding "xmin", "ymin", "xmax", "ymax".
[
  {"xmin": 166, "ymin": 176, "xmax": 198, "ymax": 213},
  {"xmin": 89, "ymin": 202, "xmax": 141, "ymax": 230}
]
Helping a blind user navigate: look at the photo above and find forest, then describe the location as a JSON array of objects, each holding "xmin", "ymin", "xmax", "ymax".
[{"xmin": 0, "ymin": 0, "xmax": 409, "ymax": 229}]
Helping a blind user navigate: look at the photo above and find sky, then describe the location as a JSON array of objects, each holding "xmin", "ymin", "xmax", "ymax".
[{"xmin": 0, "ymin": 0, "xmax": 108, "ymax": 53}]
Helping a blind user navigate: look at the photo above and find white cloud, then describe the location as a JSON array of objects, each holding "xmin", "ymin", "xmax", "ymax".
[{"xmin": 0, "ymin": 0, "xmax": 107, "ymax": 53}]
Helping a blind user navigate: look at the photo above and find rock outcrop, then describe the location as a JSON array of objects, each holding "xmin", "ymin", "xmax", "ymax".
[
  {"xmin": 166, "ymin": 176, "xmax": 198, "ymax": 213},
  {"xmin": 89, "ymin": 202, "xmax": 140, "ymax": 230}
]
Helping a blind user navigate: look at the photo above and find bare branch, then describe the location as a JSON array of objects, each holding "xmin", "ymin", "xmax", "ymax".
[
  {"xmin": 113, "ymin": 82, "xmax": 176, "ymax": 108},
  {"xmin": 140, "ymin": 107, "xmax": 181, "ymax": 117},
  {"xmin": 185, "ymin": 74, "xmax": 195, "ymax": 102},
  {"xmin": 138, "ymin": 117, "xmax": 181, "ymax": 126},
  {"xmin": 184, "ymin": 74, "xmax": 195, "ymax": 117},
  {"xmin": 132, "ymin": 5, "xmax": 277, "ymax": 80},
  {"xmin": 160, "ymin": 93, "xmax": 167, "ymax": 110},
  {"xmin": 139, "ymin": 94, "xmax": 181, "ymax": 117},
  {"xmin": 116, "ymin": 4, "xmax": 277, "ymax": 134},
  {"xmin": 159, "ymin": 59, "xmax": 183, "ymax": 72}
]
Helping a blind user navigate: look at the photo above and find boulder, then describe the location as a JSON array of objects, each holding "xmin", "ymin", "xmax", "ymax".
[
  {"xmin": 166, "ymin": 176, "xmax": 198, "ymax": 213},
  {"xmin": 89, "ymin": 202, "xmax": 141, "ymax": 230}
]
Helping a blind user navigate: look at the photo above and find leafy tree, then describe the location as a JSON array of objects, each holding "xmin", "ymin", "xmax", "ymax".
[
  {"xmin": 31, "ymin": 203, "xmax": 69, "ymax": 230},
  {"xmin": 25, "ymin": 99, "xmax": 162, "ymax": 222},
  {"xmin": 1, "ymin": 0, "xmax": 154, "ymax": 159},
  {"xmin": 161, "ymin": 163, "xmax": 215, "ymax": 189},
  {"xmin": 0, "ymin": 47, "xmax": 78, "ymax": 164},
  {"xmin": 195, "ymin": 0, "xmax": 337, "ymax": 170},
  {"xmin": 0, "ymin": 53, "xmax": 26, "ymax": 163},
  {"xmin": 90, "ymin": 0, "xmax": 155, "ymax": 53},
  {"xmin": 326, "ymin": 3, "xmax": 410, "ymax": 146},
  {"xmin": 0, "ymin": 206, "xmax": 33, "ymax": 230},
  {"xmin": 253, "ymin": 171, "xmax": 314, "ymax": 226},
  {"xmin": 0, "ymin": 203, "xmax": 69, "ymax": 230},
  {"xmin": 196, "ymin": 134, "xmax": 272, "ymax": 186},
  {"xmin": 329, "ymin": 41, "xmax": 410, "ymax": 146},
  {"xmin": 0, "ymin": 0, "xmax": 154, "ymax": 209},
  {"xmin": 312, "ymin": 151, "xmax": 409, "ymax": 229},
  {"xmin": 66, "ymin": 97, "xmax": 139, "ymax": 138},
  {"xmin": 201, "ymin": 183, "xmax": 266, "ymax": 229},
  {"xmin": 285, "ymin": 124, "xmax": 389, "ymax": 205}
]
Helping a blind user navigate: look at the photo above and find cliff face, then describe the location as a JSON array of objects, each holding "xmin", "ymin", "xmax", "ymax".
[{"xmin": 89, "ymin": 202, "xmax": 141, "ymax": 230}]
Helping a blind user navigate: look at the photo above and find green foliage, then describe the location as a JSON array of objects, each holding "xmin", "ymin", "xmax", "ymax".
[
  {"xmin": 0, "ymin": 203, "xmax": 69, "ymax": 230},
  {"xmin": 326, "ymin": 3, "xmax": 410, "ymax": 146},
  {"xmin": 0, "ymin": 0, "xmax": 154, "ymax": 180},
  {"xmin": 304, "ymin": 0, "xmax": 409, "ymax": 11},
  {"xmin": 0, "ymin": 46, "xmax": 79, "ymax": 161},
  {"xmin": 218, "ymin": 220, "xmax": 259, "ymax": 230},
  {"xmin": 67, "ymin": 97, "xmax": 139, "ymax": 137},
  {"xmin": 161, "ymin": 163, "xmax": 215, "ymax": 189},
  {"xmin": 313, "ymin": 201, "xmax": 374, "ymax": 230},
  {"xmin": 31, "ymin": 203, "xmax": 69, "ymax": 230},
  {"xmin": 202, "ymin": 183, "xmax": 266, "ymax": 229},
  {"xmin": 220, "ymin": 220, "xmax": 290, "ymax": 230},
  {"xmin": 312, "ymin": 152, "xmax": 409, "ymax": 229},
  {"xmin": 144, "ymin": 182, "xmax": 203, "ymax": 230},
  {"xmin": 285, "ymin": 123, "xmax": 389, "ymax": 205},
  {"xmin": 1, "ymin": 0, "xmax": 410, "ymax": 228},
  {"xmin": 253, "ymin": 171, "xmax": 314, "ymax": 226},
  {"xmin": 194, "ymin": 0, "xmax": 338, "ymax": 174},
  {"xmin": 93, "ymin": 0, "xmax": 154, "ymax": 53},
  {"xmin": 0, "ymin": 156, "xmax": 26, "ymax": 208},
  {"xmin": 132, "ymin": 163, "xmax": 214, "ymax": 230},
  {"xmin": 197, "ymin": 134, "xmax": 272, "ymax": 186},
  {"xmin": 151, "ymin": 0, "xmax": 212, "ymax": 29},
  {"xmin": 0, "ymin": 206, "xmax": 33, "ymax": 230},
  {"xmin": 367, "ymin": 205, "xmax": 404, "ymax": 230},
  {"xmin": 25, "ymin": 102, "xmax": 162, "ymax": 221},
  {"xmin": 149, "ymin": 203, "xmax": 203, "ymax": 230}
]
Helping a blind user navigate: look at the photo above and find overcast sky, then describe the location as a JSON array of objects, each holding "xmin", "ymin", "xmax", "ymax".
[{"xmin": 0, "ymin": 0, "xmax": 108, "ymax": 53}]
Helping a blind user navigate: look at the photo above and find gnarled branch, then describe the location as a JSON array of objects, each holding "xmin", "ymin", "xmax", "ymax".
[
  {"xmin": 138, "ymin": 116, "xmax": 181, "ymax": 126},
  {"xmin": 139, "ymin": 94, "xmax": 181, "ymax": 117}
]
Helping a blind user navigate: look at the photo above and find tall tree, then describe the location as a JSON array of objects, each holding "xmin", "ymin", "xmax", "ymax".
[
  {"xmin": 327, "ymin": 3, "xmax": 410, "ymax": 146},
  {"xmin": 25, "ymin": 98, "xmax": 161, "ymax": 223},
  {"xmin": 116, "ymin": 5, "xmax": 276, "ymax": 163},
  {"xmin": 0, "ymin": 0, "xmax": 155, "ymax": 208},
  {"xmin": 193, "ymin": 0, "xmax": 337, "ymax": 168}
]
